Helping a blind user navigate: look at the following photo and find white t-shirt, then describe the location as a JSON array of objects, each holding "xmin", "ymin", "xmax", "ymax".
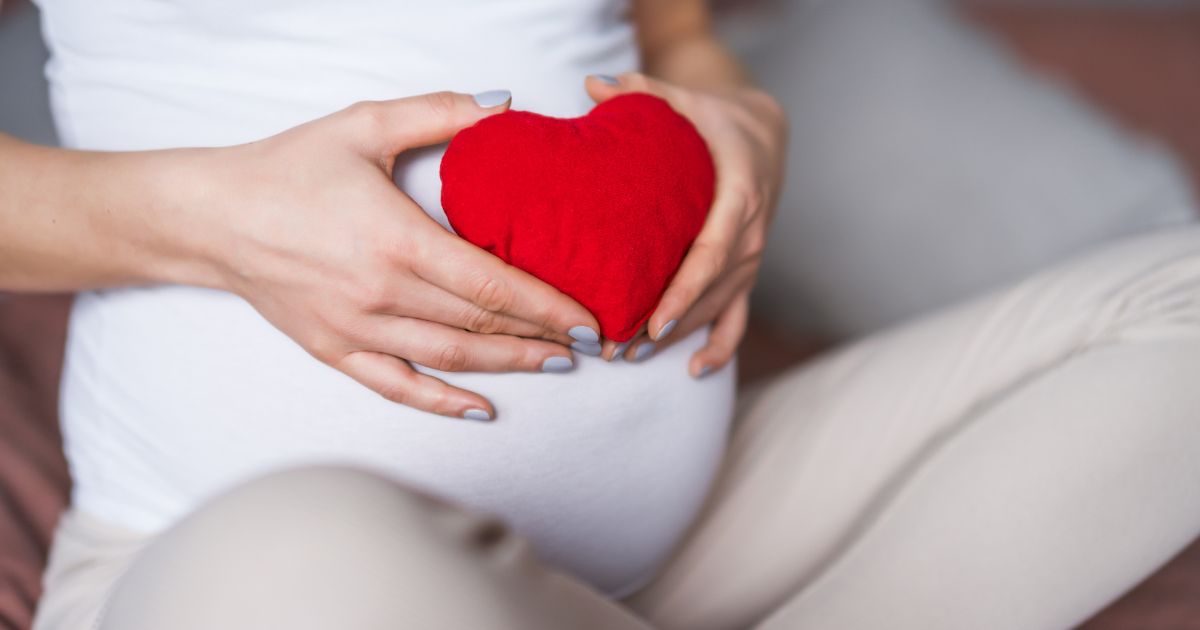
[{"xmin": 38, "ymin": 0, "xmax": 735, "ymax": 597}]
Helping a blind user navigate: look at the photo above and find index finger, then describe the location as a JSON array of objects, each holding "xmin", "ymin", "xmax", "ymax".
[
  {"xmin": 647, "ymin": 186, "xmax": 745, "ymax": 340},
  {"xmin": 412, "ymin": 228, "xmax": 602, "ymax": 343}
]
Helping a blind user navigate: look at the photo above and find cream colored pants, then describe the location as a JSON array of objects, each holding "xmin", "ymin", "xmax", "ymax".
[{"xmin": 34, "ymin": 226, "xmax": 1200, "ymax": 630}]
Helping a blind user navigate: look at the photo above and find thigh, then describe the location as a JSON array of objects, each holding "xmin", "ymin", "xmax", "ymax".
[
  {"xmin": 83, "ymin": 466, "xmax": 649, "ymax": 630},
  {"xmin": 756, "ymin": 337, "xmax": 1200, "ymax": 630},
  {"xmin": 627, "ymin": 226, "xmax": 1200, "ymax": 630}
]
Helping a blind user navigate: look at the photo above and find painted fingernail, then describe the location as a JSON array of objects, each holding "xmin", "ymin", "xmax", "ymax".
[
  {"xmin": 591, "ymin": 74, "xmax": 619, "ymax": 86},
  {"xmin": 609, "ymin": 340, "xmax": 631, "ymax": 361},
  {"xmin": 542, "ymin": 356, "xmax": 574, "ymax": 373},
  {"xmin": 463, "ymin": 408, "xmax": 492, "ymax": 422},
  {"xmin": 633, "ymin": 343, "xmax": 656, "ymax": 362},
  {"xmin": 572, "ymin": 340, "xmax": 603, "ymax": 356},
  {"xmin": 473, "ymin": 90, "xmax": 511, "ymax": 108},
  {"xmin": 697, "ymin": 365, "xmax": 713, "ymax": 378},
  {"xmin": 655, "ymin": 320, "xmax": 677, "ymax": 340},
  {"xmin": 568, "ymin": 325, "xmax": 600, "ymax": 343}
]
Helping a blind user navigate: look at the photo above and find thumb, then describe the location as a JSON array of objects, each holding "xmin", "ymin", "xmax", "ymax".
[
  {"xmin": 584, "ymin": 74, "xmax": 629, "ymax": 105},
  {"xmin": 585, "ymin": 72, "xmax": 674, "ymax": 107},
  {"xmin": 354, "ymin": 90, "xmax": 512, "ymax": 155}
]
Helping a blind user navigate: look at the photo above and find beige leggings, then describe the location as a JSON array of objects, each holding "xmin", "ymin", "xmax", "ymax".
[{"xmin": 34, "ymin": 226, "xmax": 1200, "ymax": 630}]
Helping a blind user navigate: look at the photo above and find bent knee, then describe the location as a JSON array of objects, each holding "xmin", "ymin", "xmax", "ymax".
[
  {"xmin": 1089, "ymin": 227, "xmax": 1200, "ymax": 336},
  {"xmin": 102, "ymin": 465, "xmax": 521, "ymax": 629},
  {"xmin": 208, "ymin": 465, "xmax": 422, "ymax": 515},
  {"xmin": 127, "ymin": 464, "xmax": 518, "ymax": 571},
  {"xmin": 167, "ymin": 465, "xmax": 451, "ymax": 551},
  {"xmin": 1000, "ymin": 226, "xmax": 1200, "ymax": 342}
]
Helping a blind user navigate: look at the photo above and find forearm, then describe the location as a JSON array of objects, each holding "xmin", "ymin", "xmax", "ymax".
[
  {"xmin": 643, "ymin": 34, "xmax": 751, "ymax": 92},
  {"xmin": 635, "ymin": 0, "xmax": 753, "ymax": 92},
  {"xmin": 0, "ymin": 133, "xmax": 222, "ymax": 292}
]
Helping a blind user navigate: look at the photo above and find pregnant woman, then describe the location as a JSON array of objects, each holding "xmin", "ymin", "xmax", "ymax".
[{"xmin": 3, "ymin": 0, "xmax": 1200, "ymax": 629}]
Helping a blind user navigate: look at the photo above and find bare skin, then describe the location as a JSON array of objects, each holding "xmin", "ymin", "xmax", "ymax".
[
  {"xmin": 0, "ymin": 0, "xmax": 785, "ymax": 417},
  {"xmin": 0, "ymin": 94, "xmax": 598, "ymax": 420}
]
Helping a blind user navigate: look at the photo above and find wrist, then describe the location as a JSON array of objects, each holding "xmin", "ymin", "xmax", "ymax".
[
  {"xmin": 0, "ymin": 135, "xmax": 234, "ymax": 293},
  {"xmin": 132, "ymin": 146, "xmax": 236, "ymax": 291}
]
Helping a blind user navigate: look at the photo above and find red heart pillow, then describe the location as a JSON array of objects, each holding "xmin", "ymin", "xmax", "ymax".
[{"xmin": 440, "ymin": 93, "xmax": 715, "ymax": 342}]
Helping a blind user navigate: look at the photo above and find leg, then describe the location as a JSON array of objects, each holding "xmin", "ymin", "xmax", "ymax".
[
  {"xmin": 627, "ymin": 226, "xmax": 1200, "ymax": 630},
  {"xmin": 99, "ymin": 466, "xmax": 652, "ymax": 630},
  {"xmin": 758, "ymin": 339, "xmax": 1200, "ymax": 630}
]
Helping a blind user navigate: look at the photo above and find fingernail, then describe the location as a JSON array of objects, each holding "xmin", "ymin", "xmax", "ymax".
[
  {"xmin": 696, "ymin": 365, "xmax": 713, "ymax": 378},
  {"xmin": 473, "ymin": 90, "xmax": 511, "ymax": 108},
  {"xmin": 542, "ymin": 356, "xmax": 574, "ymax": 373},
  {"xmin": 633, "ymin": 343, "xmax": 655, "ymax": 362},
  {"xmin": 609, "ymin": 340, "xmax": 631, "ymax": 361},
  {"xmin": 568, "ymin": 325, "xmax": 600, "ymax": 343},
  {"xmin": 591, "ymin": 74, "xmax": 619, "ymax": 86},
  {"xmin": 463, "ymin": 408, "xmax": 492, "ymax": 422},
  {"xmin": 655, "ymin": 319, "xmax": 677, "ymax": 341},
  {"xmin": 572, "ymin": 340, "xmax": 603, "ymax": 356}
]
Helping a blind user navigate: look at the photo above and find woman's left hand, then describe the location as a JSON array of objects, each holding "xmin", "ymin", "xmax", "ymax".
[{"xmin": 585, "ymin": 73, "xmax": 787, "ymax": 376}]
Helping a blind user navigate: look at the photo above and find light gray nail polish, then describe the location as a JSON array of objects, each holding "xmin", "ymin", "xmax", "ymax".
[
  {"xmin": 697, "ymin": 365, "xmax": 713, "ymax": 378},
  {"xmin": 633, "ymin": 343, "xmax": 655, "ymax": 362},
  {"xmin": 610, "ymin": 340, "xmax": 631, "ymax": 361},
  {"xmin": 592, "ymin": 74, "xmax": 619, "ymax": 86},
  {"xmin": 542, "ymin": 356, "xmax": 574, "ymax": 373},
  {"xmin": 463, "ymin": 408, "xmax": 492, "ymax": 422},
  {"xmin": 572, "ymin": 340, "xmax": 603, "ymax": 356},
  {"xmin": 656, "ymin": 319, "xmax": 677, "ymax": 340},
  {"xmin": 473, "ymin": 89, "xmax": 511, "ymax": 108},
  {"xmin": 568, "ymin": 325, "xmax": 600, "ymax": 343}
]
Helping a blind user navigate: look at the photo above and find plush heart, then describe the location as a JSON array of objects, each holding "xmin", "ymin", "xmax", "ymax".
[{"xmin": 440, "ymin": 93, "xmax": 715, "ymax": 342}]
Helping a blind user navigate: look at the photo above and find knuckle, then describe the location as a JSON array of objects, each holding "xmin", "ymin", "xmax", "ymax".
[
  {"xmin": 695, "ymin": 240, "xmax": 729, "ymax": 281},
  {"xmin": 727, "ymin": 178, "xmax": 762, "ymax": 212},
  {"xmin": 672, "ymin": 86, "xmax": 701, "ymax": 110},
  {"xmin": 625, "ymin": 72, "xmax": 650, "ymax": 90},
  {"xmin": 423, "ymin": 91, "xmax": 460, "ymax": 120},
  {"xmin": 343, "ymin": 100, "xmax": 372, "ymax": 119},
  {"xmin": 432, "ymin": 342, "xmax": 470, "ymax": 372},
  {"xmin": 513, "ymin": 341, "xmax": 542, "ymax": 369},
  {"xmin": 367, "ymin": 225, "xmax": 408, "ymax": 260},
  {"xmin": 522, "ymin": 300, "xmax": 555, "ymax": 330},
  {"xmin": 375, "ymin": 379, "xmax": 412, "ymax": 406},
  {"xmin": 743, "ymin": 186, "xmax": 765, "ymax": 214},
  {"xmin": 742, "ymin": 229, "xmax": 768, "ymax": 261},
  {"xmin": 703, "ymin": 346, "xmax": 728, "ymax": 365},
  {"xmin": 306, "ymin": 312, "xmax": 354, "ymax": 362},
  {"xmin": 470, "ymin": 274, "xmax": 511, "ymax": 313},
  {"xmin": 351, "ymin": 279, "xmax": 392, "ymax": 313},
  {"xmin": 751, "ymin": 88, "xmax": 785, "ymax": 119},
  {"xmin": 308, "ymin": 334, "xmax": 340, "ymax": 364},
  {"xmin": 465, "ymin": 306, "xmax": 502, "ymax": 334},
  {"xmin": 346, "ymin": 100, "xmax": 386, "ymax": 136},
  {"xmin": 758, "ymin": 93, "xmax": 789, "ymax": 132},
  {"xmin": 432, "ymin": 391, "xmax": 463, "ymax": 417},
  {"xmin": 734, "ymin": 87, "xmax": 786, "ymax": 131}
]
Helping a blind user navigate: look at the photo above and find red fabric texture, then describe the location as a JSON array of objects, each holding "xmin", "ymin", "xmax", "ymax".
[{"xmin": 440, "ymin": 93, "xmax": 715, "ymax": 342}]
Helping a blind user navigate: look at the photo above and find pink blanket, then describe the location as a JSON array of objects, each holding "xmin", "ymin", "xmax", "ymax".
[{"xmin": 0, "ymin": 295, "xmax": 71, "ymax": 630}]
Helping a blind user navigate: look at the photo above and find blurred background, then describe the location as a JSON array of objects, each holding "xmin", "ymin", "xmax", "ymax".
[{"xmin": 2, "ymin": 0, "xmax": 1199, "ymax": 628}]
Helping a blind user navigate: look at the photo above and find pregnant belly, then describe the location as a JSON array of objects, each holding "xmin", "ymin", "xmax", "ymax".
[{"xmin": 60, "ymin": 286, "xmax": 736, "ymax": 595}]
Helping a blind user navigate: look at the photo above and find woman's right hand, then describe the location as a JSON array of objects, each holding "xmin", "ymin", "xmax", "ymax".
[{"xmin": 178, "ymin": 91, "xmax": 600, "ymax": 421}]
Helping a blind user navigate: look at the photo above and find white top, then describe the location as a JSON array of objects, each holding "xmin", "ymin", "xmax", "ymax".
[{"xmin": 38, "ymin": 0, "xmax": 735, "ymax": 596}]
